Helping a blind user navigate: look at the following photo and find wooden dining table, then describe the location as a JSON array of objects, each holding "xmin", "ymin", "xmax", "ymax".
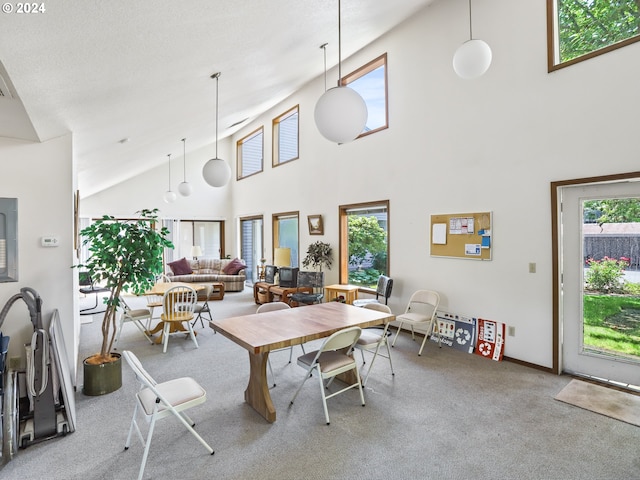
[
  {"xmin": 145, "ymin": 282, "xmax": 204, "ymax": 343},
  {"xmin": 209, "ymin": 301, "xmax": 395, "ymax": 423}
]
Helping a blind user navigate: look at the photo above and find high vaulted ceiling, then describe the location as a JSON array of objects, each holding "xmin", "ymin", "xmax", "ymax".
[{"xmin": 0, "ymin": 0, "xmax": 436, "ymax": 196}]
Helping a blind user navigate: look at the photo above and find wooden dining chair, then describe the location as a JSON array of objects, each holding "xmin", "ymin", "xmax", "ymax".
[
  {"xmin": 145, "ymin": 274, "xmax": 172, "ymax": 328},
  {"xmin": 122, "ymin": 350, "xmax": 214, "ymax": 480},
  {"xmin": 159, "ymin": 285, "xmax": 198, "ymax": 353}
]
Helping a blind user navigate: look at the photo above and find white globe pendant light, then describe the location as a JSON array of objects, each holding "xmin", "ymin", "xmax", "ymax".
[
  {"xmin": 178, "ymin": 137, "xmax": 193, "ymax": 196},
  {"xmin": 203, "ymin": 72, "xmax": 231, "ymax": 187},
  {"xmin": 453, "ymin": 0, "xmax": 492, "ymax": 79},
  {"xmin": 163, "ymin": 153, "xmax": 177, "ymax": 203},
  {"xmin": 314, "ymin": 0, "xmax": 367, "ymax": 143}
]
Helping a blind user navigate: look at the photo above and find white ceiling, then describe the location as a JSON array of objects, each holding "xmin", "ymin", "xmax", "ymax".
[{"xmin": 0, "ymin": 0, "xmax": 437, "ymax": 196}]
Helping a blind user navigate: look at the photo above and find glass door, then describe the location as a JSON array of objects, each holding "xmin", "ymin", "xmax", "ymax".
[
  {"xmin": 560, "ymin": 181, "xmax": 640, "ymax": 386},
  {"xmin": 240, "ymin": 216, "xmax": 263, "ymax": 284}
]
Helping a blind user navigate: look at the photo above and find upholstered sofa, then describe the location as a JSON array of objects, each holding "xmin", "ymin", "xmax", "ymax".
[{"xmin": 166, "ymin": 257, "xmax": 246, "ymax": 292}]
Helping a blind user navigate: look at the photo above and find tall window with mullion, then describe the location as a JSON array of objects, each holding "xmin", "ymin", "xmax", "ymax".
[
  {"xmin": 273, "ymin": 105, "xmax": 299, "ymax": 167},
  {"xmin": 273, "ymin": 212, "xmax": 299, "ymax": 268},
  {"xmin": 548, "ymin": 0, "xmax": 640, "ymax": 70},
  {"xmin": 339, "ymin": 201, "xmax": 389, "ymax": 288},
  {"xmin": 342, "ymin": 53, "xmax": 388, "ymax": 138},
  {"xmin": 237, "ymin": 126, "xmax": 264, "ymax": 180}
]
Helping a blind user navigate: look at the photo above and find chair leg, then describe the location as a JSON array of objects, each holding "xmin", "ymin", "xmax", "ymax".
[
  {"xmin": 391, "ymin": 322, "xmax": 403, "ymax": 347},
  {"xmin": 186, "ymin": 321, "xmax": 199, "ymax": 349},
  {"xmin": 137, "ymin": 413, "xmax": 158, "ymax": 480},
  {"xmin": 162, "ymin": 322, "xmax": 170, "ymax": 353},
  {"xmin": 133, "ymin": 319, "xmax": 154, "ymax": 344},
  {"xmin": 267, "ymin": 358, "xmax": 276, "ymax": 388},
  {"xmin": 115, "ymin": 315, "xmax": 125, "ymax": 346},
  {"xmin": 318, "ymin": 371, "xmax": 331, "ymax": 425},
  {"xmin": 418, "ymin": 333, "xmax": 428, "ymax": 356},
  {"xmin": 290, "ymin": 365, "xmax": 314, "ymax": 405},
  {"xmin": 167, "ymin": 408, "xmax": 214, "ymax": 455}
]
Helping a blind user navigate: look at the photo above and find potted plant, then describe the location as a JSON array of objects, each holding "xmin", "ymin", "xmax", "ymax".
[
  {"xmin": 302, "ymin": 241, "xmax": 333, "ymax": 272},
  {"xmin": 76, "ymin": 208, "xmax": 173, "ymax": 395}
]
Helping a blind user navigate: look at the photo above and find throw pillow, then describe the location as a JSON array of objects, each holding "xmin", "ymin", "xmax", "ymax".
[
  {"xmin": 168, "ymin": 257, "xmax": 193, "ymax": 275},
  {"xmin": 223, "ymin": 258, "xmax": 245, "ymax": 275}
]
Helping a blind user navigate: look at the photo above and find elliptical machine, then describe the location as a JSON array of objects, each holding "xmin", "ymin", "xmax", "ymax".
[{"xmin": 0, "ymin": 288, "xmax": 74, "ymax": 465}]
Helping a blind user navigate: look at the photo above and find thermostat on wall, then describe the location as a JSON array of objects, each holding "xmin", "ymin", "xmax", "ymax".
[{"xmin": 41, "ymin": 236, "xmax": 60, "ymax": 247}]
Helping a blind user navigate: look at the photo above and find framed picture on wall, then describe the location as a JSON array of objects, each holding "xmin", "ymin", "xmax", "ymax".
[{"xmin": 308, "ymin": 215, "xmax": 323, "ymax": 235}]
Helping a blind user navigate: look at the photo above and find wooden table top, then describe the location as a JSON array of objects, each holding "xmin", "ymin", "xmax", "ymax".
[
  {"xmin": 145, "ymin": 281, "xmax": 204, "ymax": 295},
  {"xmin": 325, "ymin": 284, "xmax": 360, "ymax": 292},
  {"xmin": 210, "ymin": 302, "xmax": 395, "ymax": 354}
]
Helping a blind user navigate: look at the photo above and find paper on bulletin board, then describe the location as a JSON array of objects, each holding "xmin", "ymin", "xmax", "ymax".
[{"xmin": 432, "ymin": 223, "xmax": 447, "ymax": 244}]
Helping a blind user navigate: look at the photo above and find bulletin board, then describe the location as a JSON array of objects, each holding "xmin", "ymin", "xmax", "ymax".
[{"xmin": 430, "ymin": 211, "xmax": 492, "ymax": 260}]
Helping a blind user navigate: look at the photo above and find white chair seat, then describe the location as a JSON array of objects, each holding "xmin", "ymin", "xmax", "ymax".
[
  {"xmin": 297, "ymin": 350, "xmax": 355, "ymax": 372},
  {"xmin": 395, "ymin": 312, "xmax": 430, "ymax": 324},
  {"xmin": 137, "ymin": 377, "xmax": 205, "ymax": 415},
  {"xmin": 352, "ymin": 298, "xmax": 380, "ymax": 307}
]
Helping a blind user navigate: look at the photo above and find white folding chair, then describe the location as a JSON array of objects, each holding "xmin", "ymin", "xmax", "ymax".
[
  {"xmin": 122, "ymin": 350, "xmax": 214, "ymax": 480},
  {"xmin": 392, "ymin": 289, "xmax": 440, "ymax": 356},
  {"xmin": 114, "ymin": 297, "xmax": 154, "ymax": 346},
  {"xmin": 290, "ymin": 326, "xmax": 365, "ymax": 425},
  {"xmin": 256, "ymin": 302, "xmax": 306, "ymax": 387},
  {"xmin": 354, "ymin": 303, "xmax": 395, "ymax": 386},
  {"xmin": 160, "ymin": 285, "xmax": 198, "ymax": 353},
  {"xmin": 192, "ymin": 284, "xmax": 214, "ymax": 329}
]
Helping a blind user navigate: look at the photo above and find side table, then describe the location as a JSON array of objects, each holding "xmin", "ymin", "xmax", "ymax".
[
  {"xmin": 211, "ymin": 282, "xmax": 225, "ymax": 301},
  {"xmin": 324, "ymin": 284, "xmax": 359, "ymax": 305},
  {"xmin": 254, "ymin": 282, "xmax": 274, "ymax": 304}
]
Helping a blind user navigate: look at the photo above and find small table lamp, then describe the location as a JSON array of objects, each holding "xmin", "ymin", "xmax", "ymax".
[{"xmin": 191, "ymin": 245, "xmax": 203, "ymax": 272}]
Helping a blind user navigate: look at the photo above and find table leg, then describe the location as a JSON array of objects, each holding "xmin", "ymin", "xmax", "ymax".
[
  {"xmin": 244, "ymin": 351, "xmax": 276, "ymax": 423},
  {"xmin": 148, "ymin": 321, "xmax": 197, "ymax": 345}
]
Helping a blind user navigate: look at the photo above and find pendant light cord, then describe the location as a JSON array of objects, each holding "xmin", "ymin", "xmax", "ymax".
[
  {"xmin": 468, "ymin": 0, "xmax": 473, "ymax": 40},
  {"xmin": 167, "ymin": 154, "xmax": 172, "ymax": 189},
  {"xmin": 337, "ymin": 0, "xmax": 342, "ymax": 86},
  {"xmin": 211, "ymin": 72, "xmax": 221, "ymax": 159},
  {"xmin": 320, "ymin": 43, "xmax": 328, "ymax": 92},
  {"xmin": 182, "ymin": 138, "xmax": 187, "ymax": 181}
]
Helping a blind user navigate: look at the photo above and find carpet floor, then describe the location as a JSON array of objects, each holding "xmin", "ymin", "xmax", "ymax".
[{"xmin": 3, "ymin": 287, "xmax": 640, "ymax": 479}]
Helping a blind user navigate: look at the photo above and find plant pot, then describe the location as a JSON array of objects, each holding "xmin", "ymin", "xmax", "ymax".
[{"xmin": 82, "ymin": 353, "xmax": 122, "ymax": 396}]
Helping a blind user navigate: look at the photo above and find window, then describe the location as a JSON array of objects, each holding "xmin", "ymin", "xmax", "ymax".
[
  {"xmin": 342, "ymin": 53, "xmax": 388, "ymax": 138},
  {"xmin": 240, "ymin": 215, "xmax": 264, "ymax": 284},
  {"xmin": 179, "ymin": 220, "xmax": 225, "ymax": 259},
  {"xmin": 273, "ymin": 105, "xmax": 299, "ymax": 167},
  {"xmin": 548, "ymin": 0, "xmax": 640, "ymax": 71},
  {"xmin": 339, "ymin": 201, "xmax": 389, "ymax": 288},
  {"xmin": 237, "ymin": 127, "xmax": 264, "ymax": 179},
  {"xmin": 273, "ymin": 212, "xmax": 299, "ymax": 268}
]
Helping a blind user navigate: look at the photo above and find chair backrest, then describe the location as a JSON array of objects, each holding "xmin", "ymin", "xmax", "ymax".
[
  {"xmin": 363, "ymin": 303, "xmax": 392, "ymax": 314},
  {"xmin": 297, "ymin": 271, "xmax": 324, "ymax": 290},
  {"xmin": 321, "ymin": 326, "xmax": 362, "ymax": 353},
  {"xmin": 197, "ymin": 284, "xmax": 213, "ymax": 302},
  {"xmin": 264, "ymin": 265, "xmax": 277, "ymax": 284},
  {"xmin": 156, "ymin": 274, "xmax": 172, "ymax": 284},
  {"xmin": 123, "ymin": 350, "xmax": 157, "ymax": 389},
  {"xmin": 405, "ymin": 290, "xmax": 440, "ymax": 318},
  {"xmin": 163, "ymin": 285, "xmax": 197, "ymax": 319},
  {"xmin": 257, "ymin": 302, "xmax": 291, "ymax": 313},
  {"xmin": 375, "ymin": 275, "xmax": 393, "ymax": 303},
  {"xmin": 79, "ymin": 271, "xmax": 94, "ymax": 287}
]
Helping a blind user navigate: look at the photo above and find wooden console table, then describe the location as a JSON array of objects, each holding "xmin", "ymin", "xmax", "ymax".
[{"xmin": 269, "ymin": 285, "xmax": 312, "ymax": 306}]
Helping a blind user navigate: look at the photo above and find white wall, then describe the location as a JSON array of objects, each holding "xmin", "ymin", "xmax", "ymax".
[
  {"xmin": 0, "ymin": 134, "xmax": 77, "ymax": 379},
  {"xmin": 84, "ymin": 0, "xmax": 640, "ymax": 369}
]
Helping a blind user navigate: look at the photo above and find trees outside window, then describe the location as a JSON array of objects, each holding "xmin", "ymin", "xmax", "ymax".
[
  {"xmin": 339, "ymin": 201, "xmax": 389, "ymax": 288},
  {"xmin": 549, "ymin": 0, "xmax": 640, "ymax": 70}
]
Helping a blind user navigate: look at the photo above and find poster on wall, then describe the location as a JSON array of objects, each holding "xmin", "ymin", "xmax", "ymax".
[
  {"xmin": 433, "ymin": 312, "xmax": 476, "ymax": 354},
  {"xmin": 474, "ymin": 318, "xmax": 505, "ymax": 361}
]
